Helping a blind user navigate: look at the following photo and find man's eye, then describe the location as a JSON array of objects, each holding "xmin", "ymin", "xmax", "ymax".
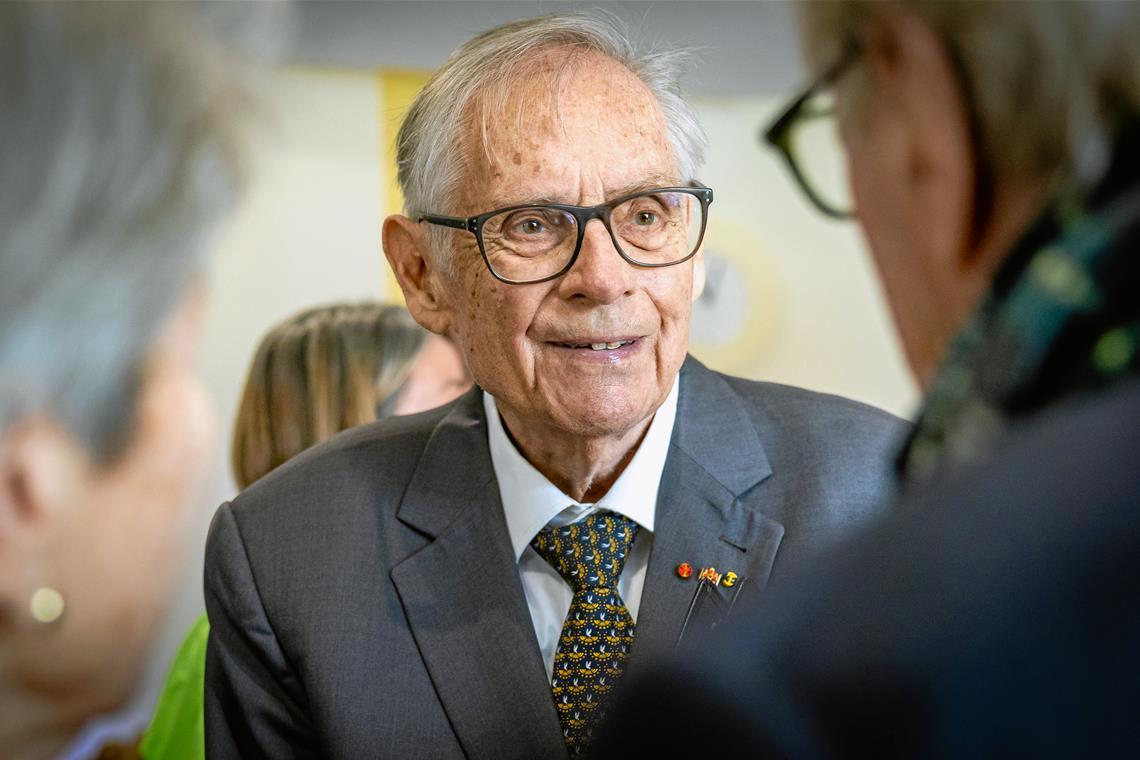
[
  {"xmin": 517, "ymin": 218, "xmax": 546, "ymax": 234},
  {"xmin": 635, "ymin": 211, "xmax": 658, "ymax": 226}
]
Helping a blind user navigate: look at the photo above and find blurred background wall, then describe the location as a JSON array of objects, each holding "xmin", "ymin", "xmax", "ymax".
[{"xmin": 90, "ymin": 0, "xmax": 918, "ymax": 745}]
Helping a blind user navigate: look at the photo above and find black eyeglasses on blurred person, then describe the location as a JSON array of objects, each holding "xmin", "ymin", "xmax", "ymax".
[
  {"xmin": 763, "ymin": 41, "xmax": 862, "ymax": 220},
  {"xmin": 418, "ymin": 183, "xmax": 713, "ymax": 284}
]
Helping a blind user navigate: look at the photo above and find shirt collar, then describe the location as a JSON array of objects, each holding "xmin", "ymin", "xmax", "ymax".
[{"xmin": 484, "ymin": 375, "xmax": 679, "ymax": 561}]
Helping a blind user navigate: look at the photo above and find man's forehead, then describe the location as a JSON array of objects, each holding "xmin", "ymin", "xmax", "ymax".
[
  {"xmin": 457, "ymin": 50, "xmax": 676, "ymax": 210},
  {"xmin": 495, "ymin": 48, "xmax": 643, "ymax": 106}
]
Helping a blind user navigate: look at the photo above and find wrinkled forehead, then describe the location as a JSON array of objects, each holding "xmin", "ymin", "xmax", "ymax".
[{"xmin": 455, "ymin": 47, "xmax": 676, "ymax": 210}]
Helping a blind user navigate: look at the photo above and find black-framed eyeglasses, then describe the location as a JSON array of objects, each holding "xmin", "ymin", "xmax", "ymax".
[
  {"xmin": 417, "ymin": 183, "xmax": 714, "ymax": 285},
  {"xmin": 762, "ymin": 40, "xmax": 862, "ymax": 220}
]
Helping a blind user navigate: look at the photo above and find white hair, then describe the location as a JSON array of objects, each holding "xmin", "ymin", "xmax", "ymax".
[
  {"xmin": 395, "ymin": 11, "xmax": 708, "ymax": 265},
  {"xmin": 798, "ymin": 0, "xmax": 1140, "ymax": 192},
  {"xmin": 0, "ymin": 3, "xmax": 251, "ymax": 461}
]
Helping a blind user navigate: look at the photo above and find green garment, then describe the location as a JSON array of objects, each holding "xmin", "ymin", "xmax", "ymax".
[{"xmin": 140, "ymin": 614, "xmax": 209, "ymax": 760}]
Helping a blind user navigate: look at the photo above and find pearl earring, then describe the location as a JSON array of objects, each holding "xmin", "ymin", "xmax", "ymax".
[{"xmin": 29, "ymin": 586, "xmax": 65, "ymax": 624}]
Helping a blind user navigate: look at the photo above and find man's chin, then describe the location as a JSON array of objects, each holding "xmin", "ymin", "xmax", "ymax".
[{"xmin": 546, "ymin": 398, "xmax": 660, "ymax": 441}]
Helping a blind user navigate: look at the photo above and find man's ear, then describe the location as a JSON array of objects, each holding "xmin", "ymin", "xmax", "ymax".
[
  {"xmin": 382, "ymin": 215, "xmax": 452, "ymax": 335},
  {"xmin": 690, "ymin": 248, "xmax": 706, "ymax": 304},
  {"xmin": 867, "ymin": 10, "xmax": 976, "ymax": 272}
]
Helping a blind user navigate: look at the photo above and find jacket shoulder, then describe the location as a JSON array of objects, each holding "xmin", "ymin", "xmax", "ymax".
[
  {"xmin": 721, "ymin": 374, "xmax": 907, "ymax": 447},
  {"xmin": 708, "ymin": 372, "xmax": 909, "ymax": 539},
  {"xmin": 227, "ymin": 403, "xmax": 451, "ymax": 526}
]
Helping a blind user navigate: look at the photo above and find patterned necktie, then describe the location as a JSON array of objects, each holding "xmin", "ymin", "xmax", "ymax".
[{"xmin": 530, "ymin": 511, "xmax": 639, "ymax": 759}]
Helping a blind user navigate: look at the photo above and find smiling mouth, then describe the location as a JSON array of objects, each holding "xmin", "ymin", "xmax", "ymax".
[{"xmin": 552, "ymin": 338, "xmax": 638, "ymax": 351}]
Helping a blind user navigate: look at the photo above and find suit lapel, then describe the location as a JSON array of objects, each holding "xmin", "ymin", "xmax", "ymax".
[
  {"xmin": 389, "ymin": 359, "xmax": 782, "ymax": 753},
  {"xmin": 631, "ymin": 358, "xmax": 784, "ymax": 670},
  {"xmin": 390, "ymin": 391, "xmax": 567, "ymax": 760}
]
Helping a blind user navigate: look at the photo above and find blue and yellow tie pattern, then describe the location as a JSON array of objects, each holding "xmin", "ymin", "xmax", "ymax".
[{"xmin": 531, "ymin": 511, "xmax": 639, "ymax": 759}]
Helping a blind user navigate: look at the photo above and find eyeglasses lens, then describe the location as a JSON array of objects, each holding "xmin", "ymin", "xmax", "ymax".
[
  {"xmin": 481, "ymin": 191, "xmax": 704, "ymax": 283},
  {"xmin": 789, "ymin": 91, "xmax": 854, "ymax": 217}
]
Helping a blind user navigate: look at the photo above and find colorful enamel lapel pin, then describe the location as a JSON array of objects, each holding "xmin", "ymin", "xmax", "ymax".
[{"xmin": 676, "ymin": 563, "xmax": 740, "ymax": 588}]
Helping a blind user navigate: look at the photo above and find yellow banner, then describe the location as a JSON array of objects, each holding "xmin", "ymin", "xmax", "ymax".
[{"xmin": 378, "ymin": 68, "xmax": 432, "ymax": 303}]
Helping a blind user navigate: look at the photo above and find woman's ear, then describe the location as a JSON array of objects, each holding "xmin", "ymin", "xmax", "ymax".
[
  {"xmin": 383, "ymin": 215, "xmax": 452, "ymax": 335},
  {"xmin": 0, "ymin": 419, "xmax": 86, "ymax": 614},
  {"xmin": 0, "ymin": 419, "xmax": 84, "ymax": 526}
]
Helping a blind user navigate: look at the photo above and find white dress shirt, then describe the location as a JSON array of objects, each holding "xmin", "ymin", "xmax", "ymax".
[{"xmin": 484, "ymin": 377, "xmax": 679, "ymax": 680}]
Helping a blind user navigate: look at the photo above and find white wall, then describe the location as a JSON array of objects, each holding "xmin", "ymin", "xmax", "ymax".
[
  {"xmin": 692, "ymin": 97, "xmax": 918, "ymax": 413},
  {"xmin": 201, "ymin": 68, "xmax": 389, "ymax": 423}
]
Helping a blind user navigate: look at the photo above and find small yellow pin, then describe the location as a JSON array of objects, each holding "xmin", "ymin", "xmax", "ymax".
[{"xmin": 722, "ymin": 571, "xmax": 739, "ymax": 588}]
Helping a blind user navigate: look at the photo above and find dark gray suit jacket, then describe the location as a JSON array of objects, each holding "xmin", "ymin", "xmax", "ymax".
[{"xmin": 203, "ymin": 357, "xmax": 905, "ymax": 759}]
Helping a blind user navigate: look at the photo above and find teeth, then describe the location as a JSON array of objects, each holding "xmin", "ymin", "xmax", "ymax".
[{"xmin": 562, "ymin": 340, "xmax": 632, "ymax": 350}]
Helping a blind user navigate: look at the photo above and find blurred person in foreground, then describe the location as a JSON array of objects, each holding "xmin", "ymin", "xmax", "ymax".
[
  {"xmin": 0, "ymin": 3, "xmax": 248, "ymax": 759},
  {"xmin": 601, "ymin": 1, "xmax": 1140, "ymax": 756},
  {"xmin": 141, "ymin": 302, "xmax": 470, "ymax": 760},
  {"xmin": 203, "ymin": 12, "xmax": 905, "ymax": 760}
]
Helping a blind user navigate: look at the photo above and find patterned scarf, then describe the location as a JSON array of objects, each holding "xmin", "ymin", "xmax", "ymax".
[{"xmin": 899, "ymin": 133, "xmax": 1140, "ymax": 484}]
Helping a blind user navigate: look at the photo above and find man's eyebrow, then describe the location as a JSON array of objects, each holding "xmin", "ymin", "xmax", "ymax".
[
  {"xmin": 484, "ymin": 174, "xmax": 683, "ymax": 210},
  {"xmin": 605, "ymin": 174, "xmax": 681, "ymax": 200},
  {"xmin": 486, "ymin": 193, "xmax": 566, "ymax": 208}
]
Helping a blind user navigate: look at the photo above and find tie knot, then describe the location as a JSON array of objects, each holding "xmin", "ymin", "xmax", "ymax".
[{"xmin": 530, "ymin": 511, "xmax": 638, "ymax": 593}]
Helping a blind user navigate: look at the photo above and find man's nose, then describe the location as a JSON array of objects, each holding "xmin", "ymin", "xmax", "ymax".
[{"xmin": 557, "ymin": 218, "xmax": 635, "ymax": 304}]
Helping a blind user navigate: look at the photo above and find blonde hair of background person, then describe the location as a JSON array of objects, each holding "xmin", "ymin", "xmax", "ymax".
[
  {"xmin": 231, "ymin": 302, "xmax": 471, "ymax": 488},
  {"xmin": 0, "ymin": 3, "xmax": 250, "ymax": 759}
]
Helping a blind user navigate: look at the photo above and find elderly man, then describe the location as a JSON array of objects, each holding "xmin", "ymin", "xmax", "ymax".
[
  {"xmin": 203, "ymin": 13, "xmax": 903, "ymax": 759},
  {"xmin": 601, "ymin": 1, "xmax": 1140, "ymax": 756}
]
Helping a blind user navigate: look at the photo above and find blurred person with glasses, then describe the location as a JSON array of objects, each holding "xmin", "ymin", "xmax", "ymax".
[
  {"xmin": 763, "ymin": 41, "xmax": 861, "ymax": 221},
  {"xmin": 203, "ymin": 12, "xmax": 905, "ymax": 760},
  {"xmin": 601, "ymin": 2, "xmax": 1140, "ymax": 757}
]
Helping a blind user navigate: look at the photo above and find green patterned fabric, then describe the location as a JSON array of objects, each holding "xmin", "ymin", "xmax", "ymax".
[
  {"xmin": 140, "ymin": 615, "xmax": 208, "ymax": 760},
  {"xmin": 531, "ymin": 511, "xmax": 639, "ymax": 759},
  {"xmin": 899, "ymin": 148, "xmax": 1140, "ymax": 483}
]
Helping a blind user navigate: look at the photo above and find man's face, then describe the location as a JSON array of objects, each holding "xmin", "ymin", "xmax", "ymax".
[{"xmin": 438, "ymin": 51, "xmax": 698, "ymax": 440}]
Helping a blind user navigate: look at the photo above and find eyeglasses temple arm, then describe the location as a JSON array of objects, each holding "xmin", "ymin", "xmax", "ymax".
[{"xmin": 417, "ymin": 214, "xmax": 471, "ymax": 231}]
